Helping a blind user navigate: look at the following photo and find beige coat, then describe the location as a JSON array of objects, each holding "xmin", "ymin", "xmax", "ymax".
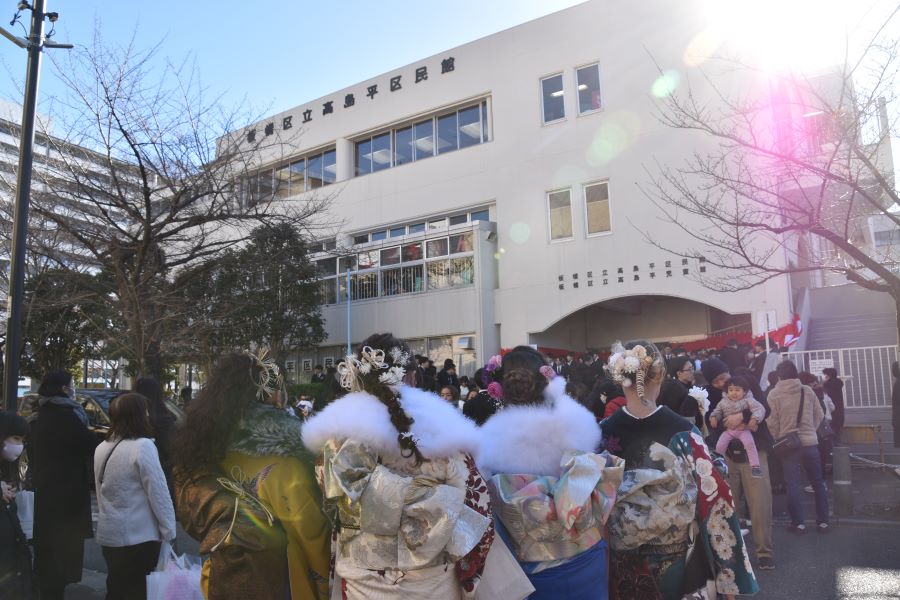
[{"xmin": 766, "ymin": 379, "xmax": 823, "ymax": 447}]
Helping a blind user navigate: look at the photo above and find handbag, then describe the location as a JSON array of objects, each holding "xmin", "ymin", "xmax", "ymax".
[
  {"xmin": 772, "ymin": 388, "xmax": 805, "ymax": 457},
  {"xmin": 147, "ymin": 541, "xmax": 203, "ymax": 600}
]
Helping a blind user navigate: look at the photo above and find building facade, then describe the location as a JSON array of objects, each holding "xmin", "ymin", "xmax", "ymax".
[{"xmin": 229, "ymin": 0, "xmax": 795, "ymax": 379}]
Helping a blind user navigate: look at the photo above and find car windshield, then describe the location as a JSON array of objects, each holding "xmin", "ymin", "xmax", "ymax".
[{"xmin": 76, "ymin": 389, "xmax": 122, "ymax": 413}]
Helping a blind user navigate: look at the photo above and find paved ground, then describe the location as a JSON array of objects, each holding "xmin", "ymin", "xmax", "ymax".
[{"xmin": 63, "ymin": 466, "xmax": 900, "ymax": 599}]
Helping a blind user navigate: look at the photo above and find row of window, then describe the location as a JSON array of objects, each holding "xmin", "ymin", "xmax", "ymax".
[
  {"xmin": 548, "ymin": 180, "xmax": 610, "ymax": 241},
  {"xmin": 320, "ymin": 256, "xmax": 475, "ymax": 303},
  {"xmin": 317, "ymin": 231, "xmax": 474, "ymax": 276},
  {"xmin": 351, "ymin": 209, "xmax": 490, "ymax": 245},
  {"xmin": 240, "ymin": 148, "xmax": 337, "ymax": 205},
  {"xmin": 540, "ymin": 63, "xmax": 602, "ymax": 124},
  {"xmin": 356, "ymin": 101, "xmax": 489, "ymax": 176}
]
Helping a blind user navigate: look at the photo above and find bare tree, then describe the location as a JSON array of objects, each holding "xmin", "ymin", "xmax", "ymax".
[
  {"xmin": 644, "ymin": 8, "xmax": 900, "ymax": 338},
  {"xmin": 22, "ymin": 31, "xmax": 331, "ymax": 378}
]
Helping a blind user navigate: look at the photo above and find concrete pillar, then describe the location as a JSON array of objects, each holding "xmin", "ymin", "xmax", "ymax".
[{"xmin": 832, "ymin": 446, "xmax": 853, "ymax": 517}]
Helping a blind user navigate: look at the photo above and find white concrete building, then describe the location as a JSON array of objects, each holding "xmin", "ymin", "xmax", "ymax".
[{"xmin": 231, "ymin": 0, "xmax": 796, "ymax": 378}]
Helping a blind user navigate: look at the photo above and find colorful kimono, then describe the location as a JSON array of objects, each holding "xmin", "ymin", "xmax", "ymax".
[
  {"xmin": 302, "ymin": 385, "xmax": 493, "ymax": 600},
  {"xmin": 600, "ymin": 405, "xmax": 759, "ymax": 600},
  {"xmin": 478, "ymin": 377, "xmax": 622, "ymax": 599}
]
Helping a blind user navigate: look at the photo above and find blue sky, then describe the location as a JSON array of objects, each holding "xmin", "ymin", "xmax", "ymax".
[{"xmin": 0, "ymin": 0, "xmax": 582, "ymax": 121}]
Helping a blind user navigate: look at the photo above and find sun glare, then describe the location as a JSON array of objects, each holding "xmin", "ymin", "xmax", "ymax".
[{"xmin": 693, "ymin": 0, "xmax": 854, "ymax": 72}]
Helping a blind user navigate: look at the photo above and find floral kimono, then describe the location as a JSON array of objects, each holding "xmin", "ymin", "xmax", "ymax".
[
  {"xmin": 302, "ymin": 385, "xmax": 493, "ymax": 600},
  {"xmin": 600, "ymin": 405, "xmax": 758, "ymax": 600},
  {"xmin": 478, "ymin": 377, "xmax": 623, "ymax": 600}
]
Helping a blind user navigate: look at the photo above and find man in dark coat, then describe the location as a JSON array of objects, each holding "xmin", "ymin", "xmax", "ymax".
[
  {"xmin": 822, "ymin": 368, "xmax": 845, "ymax": 445},
  {"xmin": 0, "ymin": 411, "xmax": 32, "ymax": 599},
  {"xmin": 437, "ymin": 358, "xmax": 459, "ymax": 390},
  {"xmin": 749, "ymin": 341, "xmax": 769, "ymax": 381},
  {"xmin": 463, "ymin": 368, "xmax": 499, "ymax": 426},
  {"xmin": 29, "ymin": 371, "xmax": 98, "ymax": 600},
  {"xmin": 718, "ymin": 339, "xmax": 745, "ymax": 373}
]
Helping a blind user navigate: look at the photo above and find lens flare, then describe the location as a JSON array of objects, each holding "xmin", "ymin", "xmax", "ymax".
[
  {"xmin": 509, "ymin": 222, "xmax": 531, "ymax": 244},
  {"xmin": 585, "ymin": 111, "xmax": 642, "ymax": 167},
  {"xmin": 651, "ymin": 70, "xmax": 682, "ymax": 98}
]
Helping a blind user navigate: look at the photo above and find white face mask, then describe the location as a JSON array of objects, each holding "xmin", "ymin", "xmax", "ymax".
[{"xmin": 2, "ymin": 442, "xmax": 24, "ymax": 461}]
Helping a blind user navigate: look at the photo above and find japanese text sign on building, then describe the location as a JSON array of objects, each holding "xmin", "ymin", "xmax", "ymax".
[{"xmin": 246, "ymin": 57, "xmax": 457, "ymax": 143}]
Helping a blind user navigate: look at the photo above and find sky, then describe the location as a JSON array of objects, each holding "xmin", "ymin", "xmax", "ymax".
[{"xmin": 0, "ymin": 0, "xmax": 584, "ymax": 124}]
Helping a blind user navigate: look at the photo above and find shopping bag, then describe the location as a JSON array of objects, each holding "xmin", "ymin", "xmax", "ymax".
[
  {"xmin": 147, "ymin": 542, "xmax": 204, "ymax": 600},
  {"xmin": 15, "ymin": 490, "xmax": 34, "ymax": 539},
  {"xmin": 474, "ymin": 537, "xmax": 535, "ymax": 600}
]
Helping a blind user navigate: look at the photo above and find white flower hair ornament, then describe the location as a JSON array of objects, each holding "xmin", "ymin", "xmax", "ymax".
[
  {"xmin": 338, "ymin": 345, "xmax": 409, "ymax": 392},
  {"xmin": 607, "ymin": 342, "xmax": 656, "ymax": 405}
]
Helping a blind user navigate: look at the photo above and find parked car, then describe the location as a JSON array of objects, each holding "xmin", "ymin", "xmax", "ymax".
[{"xmin": 16, "ymin": 388, "xmax": 185, "ymax": 487}]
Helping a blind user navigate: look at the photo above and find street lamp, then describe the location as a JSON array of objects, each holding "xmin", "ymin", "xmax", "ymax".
[{"xmin": 1, "ymin": 0, "xmax": 72, "ymax": 410}]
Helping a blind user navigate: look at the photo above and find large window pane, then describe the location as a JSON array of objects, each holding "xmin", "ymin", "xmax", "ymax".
[
  {"xmin": 541, "ymin": 74, "xmax": 565, "ymax": 123},
  {"xmin": 394, "ymin": 126, "xmax": 413, "ymax": 166},
  {"xmin": 414, "ymin": 120, "xmax": 434, "ymax": 160},
  {"xmin": 381, "ymin": 246, "xmax": 401, "ymax": 266},
  {"xmin": 323, "ymin": 150, "xmax": 336, "ymax": 184},
  {"xmin": 352, "ymin": 273, "xmax": 378, "ymax": 300},
  {"xmin": 308, "ymin": 154, "xmax": 324, "ymax": 188},
  {"xmin": 289, "ymin": 159, "xmax": 306, "ymax": 194},
  {"xmin": 585, "ymin": 182, "xmax": 611, "ymax": 234},
  {"xmin": 274, "ymin": 165, "xmax": 291, "ymax": 199},
  {"xmin": 390, "ymin": 226, "xmax": 406, "ymax": 238},
  {"xmin": 257, "ymin": 169, "xmax": 274, "ymax": 201},
  {"xmin": 371, "ymin": 132, "xmax": 391, "ymax": 172},
  {"xmin": 403, "ymin": 265, "xmax": 424, "ymax": 293},
  {"xmin": 576, "ymin": 64, "xmax": 602, "ymax": 113},
  {"xmin": 358, "ymin": 250, "xmax": 379, "ymax": 270},
  {"xmin": 470, "ymin": 209, "xmax": 490, "ymax": 222},
  {"xmin": 316, "ymin": 257, "xmax": 337, "ymax": 276},
  {"xmin": 355, "ymin": 140, "xmax": 372, "ymax": 176},
  {"xmin": 408, "ymin": 222, "xmax": 426, "ymax": 234},
  {"xmin": 548, "ymin": 189, "xmax": 573, "ymax": 240},
  {"xmin": 448, "ymin": 256, "xmax": 474, "ymax": 286},
  {"xmin": 427, "ymin": 260, "xmax": 449, "ymax": 290},
  {"xmin": 381, "ymin": 268, "xmax": 403, "ymax": 296},
  {"xmin": 458, "ymin": 105, "xmax": 481, "ymax": 149},
  {"xmin": 319, "ymin": 278, "xmax": 336, "ymax": 304},
  {"xmin": 437, "ymin": 112, "xmax": 458, "ymax": 154},
  {"xmin": 402, "ymin": 242, "xmax": 423, "ymax": 262},
  {"xmin": 450, "ymin": 232, "xmax": 473, "ymax": 254},
  {"xmin": 339, "ymin": 255, "xmax": 357, "ymax": 272},
  {"xmin": 371, "ymin": 230, "xmax": 387, "ymax": 242},
  {"xmin": 448, "ymin": 214, "xmax": 468, "ymax": 226},
  {"xmin": 426, "ymin": 238, "xmax": 448, "ymax": 258}
]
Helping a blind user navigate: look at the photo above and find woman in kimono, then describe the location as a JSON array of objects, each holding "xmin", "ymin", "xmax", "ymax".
[
  {"xmin": 477, "ymin": 346, "xmax": 623, "ymax": 599},
  {"xmin": 173, "ymin": 352, "xmax": 331, "ymax": 600},
  {"xmin": 599, "ymin": 340, "xmax": 758, "ymax": 600},
  {"xmin": 302, "ymin": 333, "xmax": 494, "ymax": 599}
]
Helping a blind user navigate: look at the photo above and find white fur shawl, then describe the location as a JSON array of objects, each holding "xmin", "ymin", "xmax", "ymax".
[
  {"xmin": 477, "ymin": 377, "xmax": 601, "ymax": 477},
  {"xmin": 302, "ymin": 385, "xmax": 480, "ymax": 459}
]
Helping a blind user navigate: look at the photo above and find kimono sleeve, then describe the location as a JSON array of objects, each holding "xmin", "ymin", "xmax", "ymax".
[{"xmin": 676, "ymin": 429, "xmax": 759, "ymax": 596}]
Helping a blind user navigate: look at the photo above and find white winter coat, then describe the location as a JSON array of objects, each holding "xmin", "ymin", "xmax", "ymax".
[{"xmin": 94, "ymin": 437, "xmax": 176, "ymax": 547}]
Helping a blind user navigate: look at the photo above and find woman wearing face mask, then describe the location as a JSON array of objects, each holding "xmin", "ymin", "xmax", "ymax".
[
  {"xmin": 29, "ymin": 370, "xmax": 99, "ymax": 600},
  {"xmin": 0, "ymin": 411, "xmax": 32, "ymax": 598}
]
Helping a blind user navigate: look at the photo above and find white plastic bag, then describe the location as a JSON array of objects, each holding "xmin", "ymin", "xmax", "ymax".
[
  {"xmin": 147, "ymin": 541, "xmax": 204, "ymax": 600},
  {"xmin": 15, "ymin": 490, "xmax": 33, "ymax": 539},
  {"xmin": 474, "ymin": 537, "xmax": 535, "ymax": 600}
]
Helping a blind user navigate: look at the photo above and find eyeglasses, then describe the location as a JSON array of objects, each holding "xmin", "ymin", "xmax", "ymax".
[{"xmin": 679, "ymin": 367, "xmax": 694, "ymax": 372}]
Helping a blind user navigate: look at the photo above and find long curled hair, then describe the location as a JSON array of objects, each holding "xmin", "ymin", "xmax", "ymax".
[
  {"xmin": 349, "ymin": 333, "xmax": 425, "ymax": 465},
  {"xmin": 172, "ymin": 353, "xmax": 264, "ymax": 473},
  {"xmin": 498, "ymin": 346, "xmax": 549, "ymax": 407}
]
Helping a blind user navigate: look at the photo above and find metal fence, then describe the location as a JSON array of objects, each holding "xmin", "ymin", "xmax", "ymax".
[{"xmin": 782, "ymin": 346, "xmax": 898, "ymax": 408}]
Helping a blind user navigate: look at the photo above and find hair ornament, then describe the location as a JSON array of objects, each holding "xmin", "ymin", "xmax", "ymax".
[
  {"xmin": 607, "ymin": 342, "xmax": 655, "ymax": 405},
  {"xmin": 338, "ymin": 345, "xmax": 408, "ymax": 392},
  {"xmin": 539, "ymin": 364, "xmax": 556, "ymax": 382},
  {"xmin": 485, "ymin": 354, "xmax": 503, "ymax": 373},
  {"xmin": 487, "ymin": 381, "xmax": 504, "ymax": 400},
  {"xmin": 247, "ymin": 349, "xmax": 283, "ymax": 402}
]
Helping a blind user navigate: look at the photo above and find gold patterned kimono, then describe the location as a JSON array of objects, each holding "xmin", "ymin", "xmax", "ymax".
[{"xmin": 303, "ymin": 385, "xmax": 494, "ymax": 600}]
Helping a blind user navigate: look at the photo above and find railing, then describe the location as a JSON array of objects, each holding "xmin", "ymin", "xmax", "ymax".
[{"xmin": 782, "ymin": 345, "xmax": 898, "ymax": 408}]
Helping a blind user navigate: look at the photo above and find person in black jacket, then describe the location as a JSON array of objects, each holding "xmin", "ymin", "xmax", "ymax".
[
  {"xmin": 463, "ymin": 368, "xmax": 499, "ymax": 426},
  {"xmin": 822, "ymin": 368, "xmax": 845, "ymax": 445},
  {"xmin": 30, "ymin": 370, "xmax": 99, "ymax": 600},
  {"xmin": 437, "ymin": 358, "xmax": 459, "ymax": 389},
  {"xmin": 0, "ymin": 411, "xmax": 32, "ymax": 599},
  {"xmin": 658, "ymin": 355, "xmax": 703, "ymax": 429}
]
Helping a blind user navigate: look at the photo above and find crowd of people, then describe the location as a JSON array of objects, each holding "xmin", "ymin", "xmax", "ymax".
[{"xmin": 0, "ymin": 334, "xmax": 850, "ymax": 599}]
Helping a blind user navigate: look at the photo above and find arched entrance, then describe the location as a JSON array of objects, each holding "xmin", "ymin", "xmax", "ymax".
[{"xmin": 528, "ymin": 295, "xmax": 750, "ymax": 351}]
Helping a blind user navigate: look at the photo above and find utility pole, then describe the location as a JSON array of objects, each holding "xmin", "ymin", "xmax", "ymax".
[{"xmin": 1, "ymin": 0, "xmax": 72, "ymax": 410}]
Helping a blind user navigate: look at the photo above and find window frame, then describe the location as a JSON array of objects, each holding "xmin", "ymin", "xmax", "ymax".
[
  {"xmin": 546, "ymin": 187, "xmax": 574, "ymax": 242},
  {"xmin": 574, "ymin": 62, "xmax": 603, "ymax": 116},
  {"xmin": 582, "ymin": 179, "xmax": 612, "ymax": 238},
  {"xmin": 540, "ymin": 73, "xmax": 566, "ymax": 125}
]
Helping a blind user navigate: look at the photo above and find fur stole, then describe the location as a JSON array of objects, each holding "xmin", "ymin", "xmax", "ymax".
[
  {"xmin": 302, "ymin": 385, "xmax": 480, "ymax": 459},
  {"xmin": 478, "ymin": 377, "xmax": 601, "ymax": 477},
  {"xmin": 228, "ymin": 404, "xmax": 311, "ymax": 460}
]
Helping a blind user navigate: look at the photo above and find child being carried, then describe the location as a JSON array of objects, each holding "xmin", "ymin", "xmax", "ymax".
[{"xmin": 710, "ymin": 375, "xmax": 766, "ymax": 478}]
